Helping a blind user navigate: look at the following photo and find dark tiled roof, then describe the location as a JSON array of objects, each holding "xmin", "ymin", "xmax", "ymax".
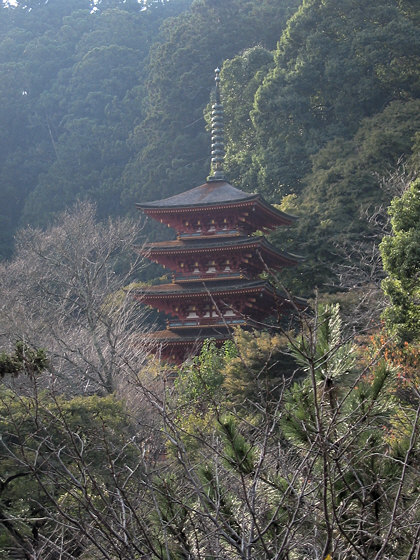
[
  {"xmin": 136, "ymin": 280, "xmax": 306, "ymax": 309},
  {"xmin": 137, "ymin": 279, "xmax": 272, "ymax": 296},
  {"xmin": 140, "ymin": 236, "xmax": 303, "ymax": 262},
  {"xmin": 137, "ymin": 180, "xmax": 257, "ymax": 208}
]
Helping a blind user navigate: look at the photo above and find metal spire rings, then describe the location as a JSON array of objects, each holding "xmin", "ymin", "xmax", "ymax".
[{"xmin": 208, "ymin": 67, "xmax": 225, "ymax": 181}]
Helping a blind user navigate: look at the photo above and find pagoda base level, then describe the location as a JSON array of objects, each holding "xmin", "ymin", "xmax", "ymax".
[{"xmin": 147, "ymin": 328, "xmax": 231, "ymax": 364}]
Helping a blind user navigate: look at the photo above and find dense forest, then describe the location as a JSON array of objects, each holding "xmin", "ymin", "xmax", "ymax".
[{"xmin": 0, "ymin": 0, "xmax": 419, "ymax": 558}]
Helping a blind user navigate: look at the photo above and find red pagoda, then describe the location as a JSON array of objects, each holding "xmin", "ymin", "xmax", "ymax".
[{"xmin": 136, "ymin": 69, "xmax": 301, "ymax": 363}]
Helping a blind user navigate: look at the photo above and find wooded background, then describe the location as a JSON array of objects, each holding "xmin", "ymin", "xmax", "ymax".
[
  {"xmin": 0, "ymin": 0, "xmax": 418, "ymax": 292},
  {"xmin": 0, "ymin": 2, "xmax": 419, "ymax": 558}
]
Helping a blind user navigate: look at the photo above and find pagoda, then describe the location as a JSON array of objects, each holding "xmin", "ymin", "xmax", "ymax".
[{"xmin": 136, "ymin": 69, "xmax": 301, "ymax": 363}]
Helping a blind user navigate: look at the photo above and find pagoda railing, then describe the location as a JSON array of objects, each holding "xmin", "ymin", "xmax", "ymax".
[
  {"xmin": 167, "ymin": 317, "xmax": 246, "ymax": 329},
  {"xmin": 173, "ymin": 271, "xmax": 244, "ymax": 282},
  {"xmin": 178, "ymin": 229, "xmax": 240, "ymax": 239}
]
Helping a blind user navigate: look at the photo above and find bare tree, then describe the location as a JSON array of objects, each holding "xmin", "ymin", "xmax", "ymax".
[
  {"xmin": 332, "ymin": 161, "xmax": 416, "ymax": 332},
  {"xmin": 0, "ymin": 202, "xmax": 153, "ymax": 395}
]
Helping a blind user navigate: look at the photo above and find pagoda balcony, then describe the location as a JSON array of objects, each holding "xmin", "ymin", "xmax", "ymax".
[
  {"xmin": 178, "ymin": 228, "xmax": 241, "ymax": 239},
  {"xmin": 172, "ymin": 270, "xmax": 245, "ymax": 283},
  {"xmin": 167, "ymin": 317, "xmax": 246, "ymax": 329}
]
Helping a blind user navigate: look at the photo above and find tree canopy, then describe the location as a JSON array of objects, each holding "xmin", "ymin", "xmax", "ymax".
[
  {"xmin": 1, "ymin": 3, "xmax": 419, "ymax": 555},
  {"xmin": 380, "ymin": 178, "xmax": 420, "ymax": 341},
  {"xmin": 0, "ymin": 0, "xmax": 418, "ymax": 298}
]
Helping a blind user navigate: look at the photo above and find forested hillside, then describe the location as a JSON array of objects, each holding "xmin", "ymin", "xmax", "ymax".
[
  {"xmin": 0, "ymin": 0, "xmax": 192, "ymax": 256},
  {"xmin": 0, "ymin": 0, "xmax": 300, "ymax": 258},
  {"xmin": 0, "ymin": 1, "xmax": 419, "ymax": 558},
  {"xmin": 1, "ymin": 0, "xmax": 419, "ymax": 294}
]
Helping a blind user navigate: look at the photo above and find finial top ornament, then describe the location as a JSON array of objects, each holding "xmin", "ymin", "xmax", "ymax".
[{"xmin": 208, "ymin": 67, "xmax": 225, "ymax": 182}]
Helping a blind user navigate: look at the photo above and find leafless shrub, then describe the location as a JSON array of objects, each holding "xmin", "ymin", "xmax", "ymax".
[
  {"xmin": 0, "ymin": 201, "xmax": 154, "ymax": 395},
  {"xmin": 332, "ymin": 161, "xmax": 415, "ymax": 332}
]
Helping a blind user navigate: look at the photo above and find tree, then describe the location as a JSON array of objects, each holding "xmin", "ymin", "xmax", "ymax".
[
  {"xmin": 221, "ymin": 46, "xmax": 275, "ymax": 194},
  {"xmin": 19, "ymin": 7, "xmax": 154, "ymax": 227},
  {"xmin": 0, "ymin": 202, "xmax": 152, "ymax": 394},
  {"xmin": 121, "ymin": 0, "xmax": 300, "ymax": 211},
  {"xmin": 380, "ymin": 178, "xmax": 420, "ymax": 341},
  {"xmin": 1, "ymin": 300, "xmax": 419, "ymax": 559},
  {"xmin": 0, "ymin": 381, "xmax": 168, "ymax": 560},
  {"xmin": 0, "ymin": 0, "xmax": 189, "ymax": 257},
  {"xmin": 0, "ymin": 342, "xmax": 47, "ymax": 380},
  {"xmin": 223, "ymin": 327, "xmax": 299, "ymax": 408},
  {"xmin": 266, "ymin": 99, "xmax": 420, "ymax": 294},
  {"xmin": 279, "ymin": 305, "xmax": 419, "ymax": 558},
  {"xmin": 250, "ymin": 0, "xmax": 420, "ymax": 196},
  {"xmin": 153, "ymin": 304, "xmax": 420, "ymax": 559}
]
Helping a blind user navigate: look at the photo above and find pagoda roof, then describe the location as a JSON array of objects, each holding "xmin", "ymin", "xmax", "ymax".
[
  {"xmin": 137, "ymin": 180, "xmax": 255, "ymax": 208},
  {"xmin": 136, "ymin": 280, "xmax": 304, "ymax": 310},
  {"xmin": 136, "ymin": 279, "xmax": 306, "ymax": 310},
  {"xmin": 139, "ymin": 236, "xmax": 303, "ymax": 266},
  {"xmin": 137, "ymin": 279, "xmax": 275, "ymax": 297},
  {"xmin": 136, "ymin": 179, "xmax": 296, "ymax": 225}
]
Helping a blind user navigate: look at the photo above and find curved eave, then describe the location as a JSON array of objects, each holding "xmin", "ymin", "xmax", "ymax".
[
  {"xmin": 137, "ymin": 196, "xmax": 259, "ymax": 214},
  {"xmin": 135, "ymin": 280, "xmax": 274, "ymax": 298},
  {"xmin": 258, "ymin": 238, "xmax": 304, "ymax": 266},
  {"xmin": 137, "ymin": 199, "xmax": 297, "ymax": 232},
  {"xmin": 148, "ymin": 330, "xmax": 230, "ymax": 343},
  {"xmin": 135, "ymin": 282, "xmax": 299, "ymax": 311},
  {"xmin": 253, "ymin": 197, "xmax": 297, "ymax": 227},
  {"xmin": 136, "ymin": 236, "xmax": 303, "ymax": 267}
]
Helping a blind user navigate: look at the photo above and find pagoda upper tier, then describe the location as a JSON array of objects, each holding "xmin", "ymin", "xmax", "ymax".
[
  {"xmin": 135, "ymin": 279, "xmax": 295, "ymax": 330},
  {"xmin": 138, "ymin": 235, "xmax": 302, "ymax": 283},
  {"xmin": 136, "ymin": 180, "xmax": 296, "ymax": 238}
]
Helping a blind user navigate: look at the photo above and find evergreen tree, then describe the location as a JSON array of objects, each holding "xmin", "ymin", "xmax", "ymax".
[
  {"xmin": 250, "ymin": 0, "xmax": 420, "ymax": 196},
  {"xmin": 380, "ymin": 178, "xmax": 420, "ymax": 341},
  {"xmin": 269, "ymin": 99, "xmax": 420, "ymax": 292}
]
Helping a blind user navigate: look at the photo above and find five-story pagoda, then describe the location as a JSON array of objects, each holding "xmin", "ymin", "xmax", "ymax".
[{"xmin": 136, "ymin": 69, "xmax": 301, "ymax": 363}]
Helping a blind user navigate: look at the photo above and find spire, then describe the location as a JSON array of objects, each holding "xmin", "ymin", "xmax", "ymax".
[{"xmin": 208, "ymin": 67, "xmax": 225, "ymax": 182}]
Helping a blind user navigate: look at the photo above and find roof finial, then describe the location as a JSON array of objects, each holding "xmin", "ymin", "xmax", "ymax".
[{"xmin": 208, "ymin": 67, "xmax": 225, "ymax": 182}]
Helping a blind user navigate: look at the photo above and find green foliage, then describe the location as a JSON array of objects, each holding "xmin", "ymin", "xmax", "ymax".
[
  {"xmin": 0, "ymin": 0, "xmax": 302, "ymax": 259},
  {"xmin": 120, "ymin": 0, "xmax": 300, "ymax": 210},
  {"xmin": 0, "ymin": 342, "xmax": 47, "ymax": 379},
  {"xmin": 217, "ymin": 0, "xmax": 420, "ymax": 292},
  {"xmin": 159, "ymin": 304, "xmax": 420, "ymax": 557},
  {"xmin": 150, "ymin": 474, "xmax": 192, "ymax": 560},
  {"xmin": 290, "ymin": 303, "xmax": 356, "ymax": 382},
  {"xmin": 278, "ymin": 305, "xmax": 419, "ymax": 558},
  {"xmin": 170, "ymin": 340, "xmax": 236, "ymax": 456},
  {"xmin": 0, "ymin": 0, "xmax": 191, "ymax": 257},
  {"xmin": 217, "ymin": 415, "xmax": 255, "ymax": 475},
  {"xmin": 0, "ymin": 388, "xmax": 136, "ymax": 554},
  {"xmin": 282, "ymin": 304, "xmax": 356, "ymax": 444},
  {"xmin": 223, "ymin": 328, "xmax": 300, "ymax": 406},
  {"xmin": 283, "ymin": 304, "xmax": 390, "ymax": 444},
  {"xmin": 250, "ymin": 0, "xmax": 420, "ymax": 195},
  {"xmin": 280, "ymin": 378, "xmax": 317, "ymax": 444},
  {"xmin": 1, "ymin": 0, "xmax": 418, "ymax": 306},
  {"xmin": 269, "ymin": 99, "xmax": 420, "ymax": 291},
  {"xmin": 0, "ymin": 314, "xmax": 418, "ymax": 557},
  {"xmin": 380, "ymin": 178, "xmax": 420, "ymax": 341},
  {"xmin": 175, "ymin": 339, "xmax": 236, "ymax": 405},
  {"xmin": 220, "ymin": 46, "xmax": 275, "ymax": 193}
]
